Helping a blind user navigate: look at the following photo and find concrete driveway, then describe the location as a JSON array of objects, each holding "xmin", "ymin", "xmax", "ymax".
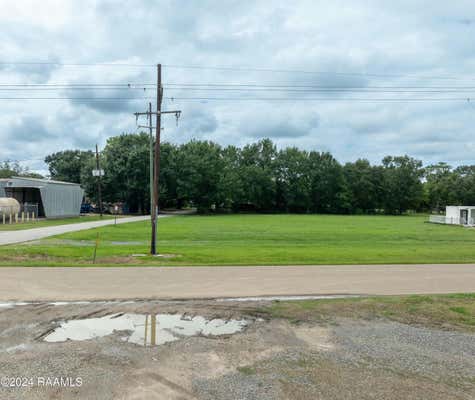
[{"xmin": 0, "ymin": 215, "xmax": 151, "ymax": 246}]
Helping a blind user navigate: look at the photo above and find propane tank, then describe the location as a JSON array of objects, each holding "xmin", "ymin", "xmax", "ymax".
[{"xmin": 0, "ymin": 198, "xmax": 21, "ymax": 216}]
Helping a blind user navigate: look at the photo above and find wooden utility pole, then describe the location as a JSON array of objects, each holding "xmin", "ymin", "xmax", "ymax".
[
  {"xmin": 95, "ymin": 144, "xmax": 103, "ymax": 218},
  {"xmin": 151, "ymin": 64, "xmax": 162, "ymax": 255},
  {"xmin": 133, "ymin": 64, "xmax": 181, "ymax": 255},
  {"xmin": 148, "ymin": 102, "xmax": 153, "ymax": 219}
]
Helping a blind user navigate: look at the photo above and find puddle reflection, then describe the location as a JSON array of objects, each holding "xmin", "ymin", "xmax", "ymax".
[{"xmin": 44, "ymin": 313, "xmax": 248, "ymax": 346}]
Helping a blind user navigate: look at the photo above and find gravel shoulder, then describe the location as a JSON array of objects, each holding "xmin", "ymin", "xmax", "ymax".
[{"xmin": 0, "ymin": 298, "xmax": 473, "ymax": 400}]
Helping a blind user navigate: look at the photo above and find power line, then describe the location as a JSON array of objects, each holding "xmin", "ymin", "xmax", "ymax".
[
  {"xmin": 0, "ymin": 87, "xmax": 155, "ymax": 91},
  {"xmin": 0, "ymin": 97, "xmax": 151, "ymax": 100},
  {"xmin": 166, "ymin": 96, "xmax": 473, "ymax": 102},
  {"xmin": 4, "ymin": 87, "xmax": 475, "ymax": 94},
  {"xmin": 4, "ymin": 83, "xmax": 475, "ymax": 91},
  {"xmin": 0, "ymin": 96, "xmax": 473, "ymax": 102},
  {"xmin": 1, "ymin": 61, "xmax": 474, "ymax": 81},
  {"xmin": 166, "ymin": 83, "xmax": 475, "ymax": 89},
  {"xmin": 161, "ymin": 64, "xmax": 457, "ymax": 80},
  {"xmin": 0, "ymin": 62, "xmax": 155, "ymax": 67},
  {"xmin": 0, "ymin": 83, "xmax": 155, "ymax": 86},
  {"xmin": 164, "ymin": 88, "xmax": 475, "ymax": 94}
]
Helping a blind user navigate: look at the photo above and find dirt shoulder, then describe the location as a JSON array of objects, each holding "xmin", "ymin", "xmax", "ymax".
[{"xmin": 0, "ymin": 296, "xmax": 474, "ymax": 400}]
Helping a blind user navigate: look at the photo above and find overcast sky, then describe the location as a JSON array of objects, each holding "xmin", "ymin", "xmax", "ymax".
[{"xmin": 1, "ymin": 0, "xmax": 475, "ymax": 175}]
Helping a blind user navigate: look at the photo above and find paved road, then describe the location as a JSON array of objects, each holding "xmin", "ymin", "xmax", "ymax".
[
  {"xmin": 0, "ymin": 264, "xmax": 474, "ymax": 301},
  {"xmin": 0, "ymin": 215, "xmax": 150, "ymax": 246}
]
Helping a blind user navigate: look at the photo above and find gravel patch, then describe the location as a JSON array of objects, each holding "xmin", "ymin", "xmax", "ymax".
[{"xmin": 0, "ymin": 301, "xmax": 474, "ymax": 399}]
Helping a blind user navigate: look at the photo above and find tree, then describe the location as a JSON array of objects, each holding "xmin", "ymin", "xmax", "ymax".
[
  {"xmin": 159, "ymin": 142, "xmax": 180, "ymax": 209},
  {"xmin": 424, "ymin": 162, "xmax": 454, "ymax": 211},
  {"xmin": 343, "ymin": 159, "xmax": 381, "ymax": 213},
  {"xmin": 80, "ymin": 133, "xmax": 150, "ymax": 213},
  {"xmin": 450, "ymin": 165, "xmax": 475, "ymax": 206},
  {"xmin": 309, "ymin": 152, "xmax": 350, "ymax": 213},
  {"xmin": 45, "ymin": 150, "xmax": 93, "ymax": 183},
  {"xmin": 175, "ymin": 140, "xmax": 224, "ymax": 212},
  {"xmin": 275, "ymin": 147, "xmax": 311, "ymax": 212},
  {"xmin": 0, "ymin": 161, "xmax": 43, "ymax": 179},
  {"xmin": 217, "ymin": 145, "xmax": 244, "ymax": 210},
  {"xmin": 382, "ymin": 155, "xmax": 424, "ymax": 213},
  {"xmin": 239, "ymin": 139, "xmax": 277, "ymax": 211}
]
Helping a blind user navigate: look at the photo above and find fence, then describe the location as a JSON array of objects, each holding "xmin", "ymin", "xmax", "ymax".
[
  {"xmin": 429, "ymin": 215, "xmax": 448, "ymax": 224},
  {"xmin": 0, "ymin": 203, "xmax": 39, "ymax": 224},
  {"xmin": 429, "ymin": 214, "xmax": 475, "ymax": 226}
]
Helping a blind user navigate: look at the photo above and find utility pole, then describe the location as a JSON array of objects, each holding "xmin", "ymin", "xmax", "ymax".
[
  {"xmin": 148, "ymin": 102, "xmax": 153, "ymax": 218},
  {"xmin": 152, "ymin": 64, "xmax": 162, "ymax": 256},
  {"xmin": 133, "ymin": 64, "xmax": 181, "ymax": 255},
  {"xmin": 95, "ymin": 144, "xmax": 103, "ymax": 218}
]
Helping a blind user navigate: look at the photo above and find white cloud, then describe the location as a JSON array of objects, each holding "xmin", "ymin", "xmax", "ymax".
[{"xmin": 2, "ymin": 0, "xmax": 475, "ymax": 173}]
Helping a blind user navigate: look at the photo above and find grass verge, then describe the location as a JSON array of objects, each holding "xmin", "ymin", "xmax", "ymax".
[
  {"xmin": 2, "ymin": 214, "xmax": 475, "ymax": 266},
  {"xmin": 259, "ymin": 293, "xmax": 475, "ymax": 332}
]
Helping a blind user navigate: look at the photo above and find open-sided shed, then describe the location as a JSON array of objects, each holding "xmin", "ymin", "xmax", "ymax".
[{"xmin": 0, "ymin": 177, "xmax": 84, "ymax": 218}]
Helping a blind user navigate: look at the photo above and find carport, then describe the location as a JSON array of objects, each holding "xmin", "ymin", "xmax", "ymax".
[{"xmin": 0, "ymin": 177, "xmax": 84, "ymax": 218}]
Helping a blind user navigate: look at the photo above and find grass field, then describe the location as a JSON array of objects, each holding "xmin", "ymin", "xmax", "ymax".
[
  {"xmin": 2, "ymin": 214, "xmax": 475, "ymax": 266},
  {"xmin": 261, "ymin": 293, "xmax": 475, "ymax": 332},
  {"xmin": 0, "ymin": 215, "xmax": 116, "ymax": 231}
]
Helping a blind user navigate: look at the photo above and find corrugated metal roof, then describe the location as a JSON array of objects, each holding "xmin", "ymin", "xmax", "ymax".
[
  {"xmin": 0, "ymin": 177, "xmax": 84, "ymax": 218},
  {"xmin": 8, "ymin": 176, "xmax": 82, "ymax": 186}
]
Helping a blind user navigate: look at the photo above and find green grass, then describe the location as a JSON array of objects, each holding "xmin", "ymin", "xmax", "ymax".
[
  {"xmin": 0, "ymin": 215, "xmax": 116, "ymax": 231},
  {"xmin": 2, "ymin": 214, "xmax": 475, "ymax": 266},
  {"xmin": 260, "ymin": 293, "xmax": 475, "ymax": 332}
]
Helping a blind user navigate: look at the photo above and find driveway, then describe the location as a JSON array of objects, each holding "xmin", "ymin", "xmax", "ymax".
[
  {"xmin": 0, "ymin": 264, "xmax": 474, "ymax": 301},
  {"xmin": 0, "ymin": 215, "xmax": 151, "ymax": 246}
]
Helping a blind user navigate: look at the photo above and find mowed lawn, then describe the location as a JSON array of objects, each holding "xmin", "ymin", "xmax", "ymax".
[{"xmin": 1, "ymin": 214, "xmax": 475, "ymax": 266}]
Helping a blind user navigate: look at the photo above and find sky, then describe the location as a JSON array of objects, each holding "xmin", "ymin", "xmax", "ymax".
[{"xmin": 1, "ymin": 0, "xmax": 475, "ymax": 175}]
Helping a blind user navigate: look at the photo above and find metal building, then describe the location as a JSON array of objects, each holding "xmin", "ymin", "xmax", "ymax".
[
  {"xmin": 429, "ymin": 205, "xmax": 475, "ymax": 226},
  {"xmin": 0, "ymin": 177, "xmax": 84, "ymax": 218}
]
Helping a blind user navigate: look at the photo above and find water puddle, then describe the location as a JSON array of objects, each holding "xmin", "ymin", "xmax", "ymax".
[
  {"xmin": 0, "ymin": 300, "xmax": 135, "ymax": 308},
  {"xmin": 43, "ymin": 313, "xmax": 248, "ymax": 346},
  {"xmin": 0, "ymin": 302, "xmax": 29, "ymax": 308}
]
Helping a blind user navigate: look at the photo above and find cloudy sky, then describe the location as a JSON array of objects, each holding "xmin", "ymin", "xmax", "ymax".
[{"xmin": 1, "ymin": 0, "xmax": 475, "ymax": 175}]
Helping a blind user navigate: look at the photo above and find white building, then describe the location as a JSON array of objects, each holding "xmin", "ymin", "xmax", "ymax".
[{"xmin": 430, "ymin": 206, "xmax": 475, "ymax": 226}]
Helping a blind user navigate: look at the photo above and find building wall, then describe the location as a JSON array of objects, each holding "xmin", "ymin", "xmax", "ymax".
[
  {"xmin": 39, "ymin": 183, "xmax": 84, "ymax": 218},
  {"xmin": 446, "ymin": 206, "xmax": 459, "ymax": 221},
  {"xmin": 0, "ymin": 178, "xmax": 84, "ymax": 218}
]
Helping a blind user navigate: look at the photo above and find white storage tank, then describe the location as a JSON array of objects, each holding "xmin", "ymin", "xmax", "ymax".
[{"xmin": 0, "ymin": 198, "xmax": 20, "ymax": 216}]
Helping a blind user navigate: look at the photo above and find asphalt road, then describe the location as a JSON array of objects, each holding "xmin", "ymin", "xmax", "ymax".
[
  {"xmin": 0, "ymin": 215, "xmax": 150, "ymax": 245},
  {"xmin": 0, "ymin": 264, "xmax": 474, "ymax": 301}
]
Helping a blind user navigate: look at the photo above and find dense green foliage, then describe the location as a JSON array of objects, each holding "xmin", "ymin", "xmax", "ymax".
[
  {"xmin": 44, "ymin": 150, "xmax": 93, "ymax": 183},
  {"xmin": 0, "ymin": 161, "xmax": 43, "ymax": 179},
  {"xmin": 41, "ymin": 134, "xmax": 474, "ymax": 214},
  {"xmin": 3, "ymin": 214, "xmax": 475, "ymax": 266}
]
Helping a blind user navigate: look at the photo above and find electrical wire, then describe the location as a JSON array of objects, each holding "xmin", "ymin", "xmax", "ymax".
[
  {"xmin": 164, "ymin": 96, "xmax": 472, "ymax": 102},
  {"xmin": 0, "ymin": 61, "xmax": 474, "ymax": 81},
  {"xmin": 0, "ymin": 95, "xmax": 473, "ymax": 102}
]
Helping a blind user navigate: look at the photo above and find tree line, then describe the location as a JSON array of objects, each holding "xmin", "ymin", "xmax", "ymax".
[
  {"xmin": 6, "ymin": 133, "xmax": 473, "ymax": 214},
  {"xmin": 0, "ymin": 161, "xmax": 42, "ymax": 179}
]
